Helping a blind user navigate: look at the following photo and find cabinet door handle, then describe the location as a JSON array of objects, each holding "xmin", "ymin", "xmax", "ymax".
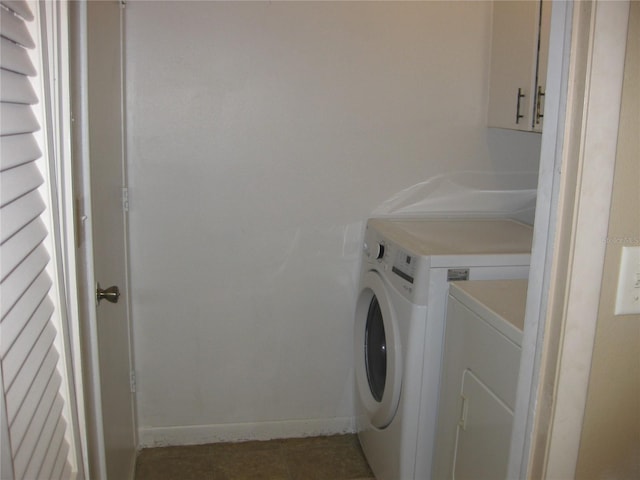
[
  {"xmin": 536, "ymin": 86, "xmax": 545, "ymax": 125},
  {"xmin": 515, "ymin": 88, "xmax": 526, "ymax": 124}
]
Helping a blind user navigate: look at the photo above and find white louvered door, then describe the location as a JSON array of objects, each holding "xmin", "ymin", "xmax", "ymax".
[{"xmin": 1, "ymin": 1, "xmax": 78, "ymax": 479}]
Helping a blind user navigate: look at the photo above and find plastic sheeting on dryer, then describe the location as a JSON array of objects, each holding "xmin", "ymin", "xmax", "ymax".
[{"xmin": 371, "ymin": 171, "xmax": 538, "ymax": 224}]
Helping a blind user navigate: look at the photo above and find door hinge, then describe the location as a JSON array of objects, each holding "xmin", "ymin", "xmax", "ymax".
[
  {"xmin": 458, "ymin": 395, "xmax": 468, "ymax": 430},
  {"xmin": 122, "ymin": 187, "xmax": 129, "ymax": 212},
  {"xmin": 75, "ymin": 196, "xmax": 87, "ymax": 248},
  {"xmin": 130, "ymin": 370, "xmax": 137, "ymax": 393}
]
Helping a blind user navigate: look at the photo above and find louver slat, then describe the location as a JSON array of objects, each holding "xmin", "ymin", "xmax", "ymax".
[
  {"xmin": 0, "ymin": 133, "xmax": 40, "ymax": 171},
  {"xmin": 0, "ymin": 102, "xmax": 39, "ymax": 135},
  {"xmin": 0, "ymin": 37, "xmax": 36, "ymax": 75},
  {"xmin": 0, "ymin": 5, "xmax": 35, "ymax": 47},
  {"xmin": 0, "ymin": 161, "xmax": 44, "ymax": 207},
  {"xmin": 0, "ymin": 68, "xmax": 38, "ymax": 103},
  {"xmin": 1, "ymin": 1, "xmax": 34, "ymax": 22}
]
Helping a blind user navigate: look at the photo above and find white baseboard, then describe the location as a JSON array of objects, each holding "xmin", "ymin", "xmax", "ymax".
[{"xmin": 138, "ymin": 416, "xmax": 356, "ymax": 448}]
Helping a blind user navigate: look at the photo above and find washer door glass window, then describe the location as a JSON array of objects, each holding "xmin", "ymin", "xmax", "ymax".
[
  {"xmin": 365, "ymin": 296, "xmax": 386, "ymax": 402},
  {"xmin": 354, "ymin": 271, "xmax": 402, "ymax": 429}
]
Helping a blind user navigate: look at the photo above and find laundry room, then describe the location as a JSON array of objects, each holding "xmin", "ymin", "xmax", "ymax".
[
  {"xmin": 120, "ymin": 0, "xmax": 543, "ymax": 447},
  {"xmin": 3, "ymin": 0, "xmax": 638, "ymax": 479},
  {"xmin": 120, "ymin": 0, "xmax": 548, "ymax": 446}
]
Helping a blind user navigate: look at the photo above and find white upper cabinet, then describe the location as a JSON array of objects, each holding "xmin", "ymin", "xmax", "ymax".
[{"xmin": 488, "ymin": 1, "xmax": 551, "ymax": 132}]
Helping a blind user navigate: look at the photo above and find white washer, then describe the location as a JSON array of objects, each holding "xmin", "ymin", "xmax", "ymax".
[
  {"xmin": 354, "ymin": 218, "xmax": 533, "ymax": 480},
  {"xmin": 433, "ymin": 279, "xmax": 528, "ymax": 480}
]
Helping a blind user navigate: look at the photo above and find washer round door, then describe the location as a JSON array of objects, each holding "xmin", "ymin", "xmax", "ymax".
[{"xmin": 354, "ymin": 270, "xmax": 402, "ymax": 429}]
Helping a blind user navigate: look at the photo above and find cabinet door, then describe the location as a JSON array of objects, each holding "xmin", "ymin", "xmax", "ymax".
[
  {"xmin": 487, "ymin": 0, "xmax": 540, "ymax": 131},
  {"xmin": 533, "ymin": 1, "xmax": 552, "ymax": 132}
]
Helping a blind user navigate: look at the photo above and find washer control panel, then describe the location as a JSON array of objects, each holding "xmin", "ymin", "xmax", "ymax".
[
  {"xmin": 392, "ymin": 250, "xmax": 416, "ymax": 284},
  {"xmin": 362, "ymin": 223, "xmax": 430, "ymax": 305}
]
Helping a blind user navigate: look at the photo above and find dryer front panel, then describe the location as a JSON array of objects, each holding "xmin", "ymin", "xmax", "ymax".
[{"xmin": 355, "ymin": 271, "xmax": 402, "ymax": 429}]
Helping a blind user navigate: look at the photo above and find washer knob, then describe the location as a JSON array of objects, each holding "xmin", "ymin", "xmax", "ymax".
[{"xmin": 373, "ymin": 243, "xmax": 385, "ymax": 260}]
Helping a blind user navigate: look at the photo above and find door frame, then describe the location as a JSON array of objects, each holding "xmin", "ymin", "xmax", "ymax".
[
  {"xmin": 68, "ymin": 1, "xmax": 137, "ymax": 478},
  {"xmin": 508, "ymin": 1, "xmax": 631, "ymax": 478},
  {"xmin": 534, "ymin": 2, "xmax": 630, "ymax": 477}
]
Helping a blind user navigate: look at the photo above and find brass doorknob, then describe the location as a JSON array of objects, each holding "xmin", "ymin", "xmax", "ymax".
[{"xmin": 96, "ymin": 283, "xmax": 120, "ymax": 304}]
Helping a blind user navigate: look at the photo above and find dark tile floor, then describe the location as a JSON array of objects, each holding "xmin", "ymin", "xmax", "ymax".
[{"xmin": 135, "ymin": 434, "xmax": 375, "ymax": 480}]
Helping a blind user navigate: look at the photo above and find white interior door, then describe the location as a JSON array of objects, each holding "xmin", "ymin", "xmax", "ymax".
[{"xmin": 72, "ymin": 1, "xmax": 137, "ymax": 478}]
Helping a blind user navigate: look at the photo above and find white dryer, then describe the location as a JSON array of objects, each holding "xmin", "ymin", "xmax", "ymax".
[
  {"xmin": 433, "ymin": 279, "xmax": 528, "ymax": 480},
  {"xmin": 354, "ymin": 218, "xmax": 533, "ymax": 480}
]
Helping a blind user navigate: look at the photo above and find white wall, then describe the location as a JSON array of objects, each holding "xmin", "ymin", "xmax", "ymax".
[{"xmin": 124, "ymin": 1, "xmax": 539, "ymax": 445}]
